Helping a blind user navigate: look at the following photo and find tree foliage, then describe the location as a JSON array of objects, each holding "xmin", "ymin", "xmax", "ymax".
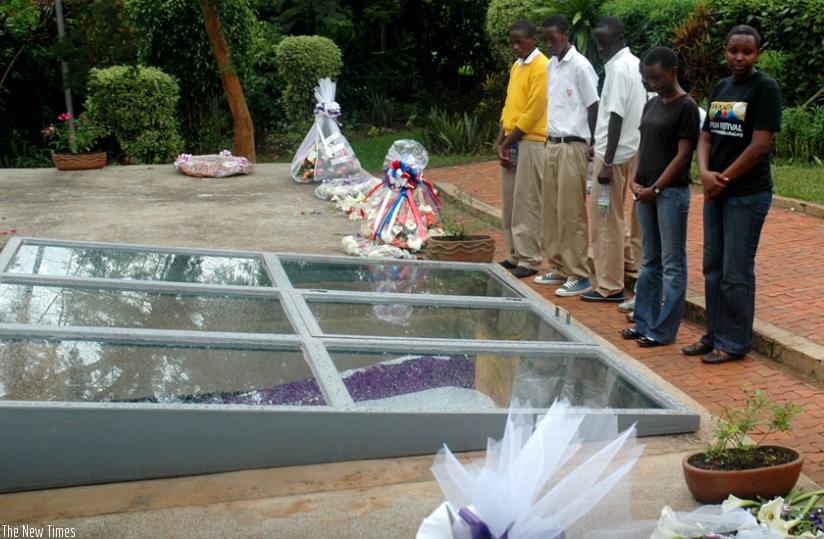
[
  {"xmin": 486, "ymin": 0, "xmax": 544, "ymax": 69},
  {"xmin": 273, "ymin": 35, "xmax": 342, "ymax": 125},
  {"xmin": 86, "ymin": 65, "xmax": 183, "ymax": 164}
]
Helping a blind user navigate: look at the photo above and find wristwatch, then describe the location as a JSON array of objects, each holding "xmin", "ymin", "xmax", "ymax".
[{"xmin": 651, "ymin": 185, "xmax": 662, "ymax": 195}]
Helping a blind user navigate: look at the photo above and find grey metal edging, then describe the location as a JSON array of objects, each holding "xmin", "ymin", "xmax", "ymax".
[
  {"xmin": 0, "ymin": 273, "xmax": 279, "ymax": 297},
  {"xmin": 0, "ymin": 236, "xmax": 22, "ymax": 273},
  {"xmin": 15, "ymin": 236, "xmax": 263, "ymax": 258},
  {"xmin": 0, "ymin": 323, "xmax": 304, "ymax": 349}
]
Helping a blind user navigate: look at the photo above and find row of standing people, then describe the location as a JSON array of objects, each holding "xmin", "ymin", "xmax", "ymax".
[{"xmin": 494, "ymin": 16, "xmax": 781, "ymax": 364}]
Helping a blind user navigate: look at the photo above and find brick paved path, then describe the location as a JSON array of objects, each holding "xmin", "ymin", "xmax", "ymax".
[{"xmin": 430, "ymin": 160, "xmax": 824, "ymax": 485}]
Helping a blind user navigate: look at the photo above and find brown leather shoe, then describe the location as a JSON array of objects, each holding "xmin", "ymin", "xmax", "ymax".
[
  {"xmin": 682, "ymin": 341, "xmax": 713, "ymax": 356},
  {"xmin": 702, "ymin": 350, "xmax": 746, "ymax": 364}
]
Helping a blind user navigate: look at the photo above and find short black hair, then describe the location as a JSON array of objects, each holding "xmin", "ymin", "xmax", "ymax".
[
  {"xmin": 542, "ymin": 14, "xmax": 570, "ymax": 34},
  {"xmin": 643, "ymin": 46, "xmax": 679, "ymax": 69},
  {"xmin": 595, "ymin": 16, "xmax": 624, "ymax": 36},
  {"xmin": 511, "ymin": 19, "xmax": 537, "ymax": 38},
  {"xmin": 726, "ymin": 24, "xmax": 761, "ymax": 48}
]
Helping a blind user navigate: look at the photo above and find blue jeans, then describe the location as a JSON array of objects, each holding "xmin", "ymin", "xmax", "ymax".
[
  {"xmin": 633, "ymin": 186, "xmax": 690, "ymax": 343},
  {"xmin": 701, "ymin": 190, "xmax": 772, "ymax": 354}
]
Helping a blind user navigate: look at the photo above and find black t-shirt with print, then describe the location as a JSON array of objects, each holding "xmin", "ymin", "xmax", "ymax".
[
  {"xmin": 636, "ymin": 94, "xmax": 700, "ymax": 188},
  {"xmin": 704, "ymin": 70, "xmax": 782, "ymax": 197}
]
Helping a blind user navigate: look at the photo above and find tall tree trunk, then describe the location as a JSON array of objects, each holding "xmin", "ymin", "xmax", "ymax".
[{"xmin": 199, "ymin": 1, "xmax": 255, "ymax": 162}]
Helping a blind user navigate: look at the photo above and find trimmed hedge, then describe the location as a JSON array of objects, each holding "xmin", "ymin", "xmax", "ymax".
[
  {"xmin": 86, "ymin": 65, "xmax": 183, "ymax": 164},
  {"xmin": 273, "ymin": 35, "xmax": 343, "ymax": 125},
  {"xmin": 485, "ymin": 0, "xmax": 543, "ymax": 69}
]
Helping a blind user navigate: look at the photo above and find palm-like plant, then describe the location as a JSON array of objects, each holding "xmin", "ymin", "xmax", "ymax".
[{"xmin": 535, "ymin": 0, "xmax": 605, "ymax": 60}]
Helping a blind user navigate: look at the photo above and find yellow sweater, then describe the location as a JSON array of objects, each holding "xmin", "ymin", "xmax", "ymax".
[{"xmin": 500, "ymin": 51, "xmax": 548, "ymax": 142}]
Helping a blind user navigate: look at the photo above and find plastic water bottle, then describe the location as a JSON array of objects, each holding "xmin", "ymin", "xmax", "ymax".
[
  {"xmin": 586, "ymin": 161, "xmax": 593, "ymax": 195},
  {"xmin": 508, "ymin": 142, "xmax": 518, "ymax": 170},
  {"xmin": 597, "ymin": 183, "xmax": 610, "ymax": 215}
]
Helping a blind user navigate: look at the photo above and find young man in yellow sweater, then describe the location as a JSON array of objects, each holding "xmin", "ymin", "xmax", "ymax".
[{"xmin": 496, "ymin": 19, "xmax": 548, "ymax": 278}]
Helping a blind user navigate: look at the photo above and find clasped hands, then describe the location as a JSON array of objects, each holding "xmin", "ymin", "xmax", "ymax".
[{"xmin": 700, "ymin": 171, "xmax": 729, "ymax": 201}]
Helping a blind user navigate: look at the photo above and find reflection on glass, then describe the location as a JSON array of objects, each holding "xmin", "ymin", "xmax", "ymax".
[
  {"xmin": 511, "ymin": 355, "xmax": 662, "ymax": 409},
  {"xmin": 0, "ymin": 284, "xmax": 293, "ymax": 333},
  {"xmin": 328, "ymin": 351, "xmax": 660, "ymax": 410},
  {"xmin": 0, "ymin": 340, "xmax": 323, "ymax": 405},
  {"xmin": 282, "ymin": 260, "xmax": 519, "ymax": 298},
  {"xmin": 309, "ymin": 301, "xmax": 567, "ymax": 342},
  {"xmin": 8, "ymin": 245, "xmax": 270, "ymax": 286},
  {"xmin": 329, "ymin": 350, "xmax": 499, "ymax": 409}
]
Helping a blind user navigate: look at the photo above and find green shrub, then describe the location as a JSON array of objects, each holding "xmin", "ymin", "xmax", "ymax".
[
  {"xmin": 485, "ymin": 0, "xmax": 543, "ymax": 69},
  {"xmin": 537, "ymin": 0, "xmax": 605, "ymax": 61},
  {"xmin": 86, "ymin": 65, "xmax": 183, "ymax": 164},
  {"xmin": 421, "ymin": 108, "xmax": 497, "ymax": 155},
  {"xmin": 708, "ymin": 0, "xmax": 824, "ymax": 106},
  {"xmin": 600, "ymin": 0, "xmax": 698, "ymax": 56},
  {"xmin": 273, "ymin": 35, "xmax": 343, "ymax": 125},
  {"xmin": 774, "ymin": 106, "xmax": 824, "ymax": 163}
]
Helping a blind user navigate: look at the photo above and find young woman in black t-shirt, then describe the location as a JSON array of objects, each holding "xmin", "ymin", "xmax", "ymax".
[
  {"xmin": 622, "ymin": 47, "xmax": 699, "ymax": 347},
  {"xmin": 684, "ymin": 25, "xmax": 782, "ymax": 364}
]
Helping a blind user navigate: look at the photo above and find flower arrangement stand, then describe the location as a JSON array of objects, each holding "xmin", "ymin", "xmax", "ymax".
[
  {"xmin": 52, "ymin": 152, "xmax": 107, "ymax": 171},
  {"xmin": 426, "ymin": 234, "xmax": 496, "ymax": 263}
]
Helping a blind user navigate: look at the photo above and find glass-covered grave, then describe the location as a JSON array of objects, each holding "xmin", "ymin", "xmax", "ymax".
[{"xmin": 0, "ymin": 238, "xmax": 698, "ymax": 492}]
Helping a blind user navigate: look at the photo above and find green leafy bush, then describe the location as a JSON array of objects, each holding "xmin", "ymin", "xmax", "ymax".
[
  {"xmin": 600, "ymin": 0, "xmax": 698, "ymax": 57},
  {"xmin": 86, "ymin": 65, "xmax": 183, "ymax": 164},
  {"xmin": 421, "ymin": 108, "xmax": 496, "ymax": 155},
  {"xmin": 537, "ymin": 0, "xmax": 605, "ymax": 62},
  {"xmin": 774, "ymin": 106, "xmax": 824, "ymax": 163},
  {"xmin": 273, "ymin": 35, "xmax": 343, "ymax": 125},
  {"xmin": 485, "ymin": 0, "xmax": 543, "ymax": 69},
  {"xmin": 708, "ymin": 0, "xmax": 824, "ymax": 106}
]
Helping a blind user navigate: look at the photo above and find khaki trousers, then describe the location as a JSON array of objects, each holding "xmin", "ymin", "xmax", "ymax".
[
  {"xmin": 589, "ymin": 157, "xmax": 634, "ymax": 296},
  {"xmin": 541, "ymin": 141, "xmax": 590, "ymax": 281},
  {"xmin": 624, "ymin": 155, "xmax": 643, "ymax": 271},
  {"xmin": 501, "ymin": 140, "xmax": 544, "ymax": 270}
]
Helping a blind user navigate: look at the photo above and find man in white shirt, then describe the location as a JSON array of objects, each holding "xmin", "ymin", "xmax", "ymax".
[
  {"xmin": 581, "ymin": 16, "xmax": 647, "ymax": 303},
  {"xmin": 534, "ymin": 14, "xmax": 600, "ymax": 297}
]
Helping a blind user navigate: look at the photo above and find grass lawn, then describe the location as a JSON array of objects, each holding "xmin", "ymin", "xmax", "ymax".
[
  {"xmin": 349, "ymin": 129, "xmax": 494, "ymax": 175},
  {"xmin": 773, "ymin": 163, "xmax": 824, "ymax": 204}
]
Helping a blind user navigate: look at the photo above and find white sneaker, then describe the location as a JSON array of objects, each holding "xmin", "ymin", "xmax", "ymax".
[
  {"xmin": 555, "ymin": 278, "xmax": 593, "ymax": 297},
  {"xmin": 534, "ymin": 271, "xmax": 565, "ymax": 285},
  {"xmin": 618, "ymin": 297, "xmax": 635, "ymax": 312}
]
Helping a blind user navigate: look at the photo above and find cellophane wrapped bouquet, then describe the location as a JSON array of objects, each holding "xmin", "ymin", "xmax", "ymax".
[
  {"xmin": 418, "ymin": 400, "xmax": 648, "ymax": 539},
  {"xmin": 345, "ymin": 139, "xmax": 441, "ymax": 252},
  {"xmin": 291, "ymin": 78, "xmax": 373, "ymax": 196},
  {"xmin": 174, "ymin": 150, "xmax": 252, "ymax": 177}
]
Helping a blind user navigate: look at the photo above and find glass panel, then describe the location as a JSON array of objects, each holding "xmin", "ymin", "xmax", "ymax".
[
  {"xmin": 282, "ymin": 260, "xmax": 519, "ymax": 298},
  {"xmin": 510, "ymin": 354, "xmax": 662, "ymax": 409},
  {"xmin": 309, "ymin": 301, "xmax": 567, "ymax": 341},
  {"xmin": 0, "ymin": 340, "xmax": 324, "ymax": 405},
  {"xmin": 328, "ymin": 350, "xmax": 660, "ymax": 409},
  {"xmin": 0, "ymin": 284, "xmax": 293, "ymax": 333},
  {"xmin": 8, "ymin": 245, "xmax": 270, "ymax": 286}
]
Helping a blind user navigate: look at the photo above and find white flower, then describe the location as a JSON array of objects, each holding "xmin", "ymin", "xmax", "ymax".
[
  {"xmin": 392, "ymin": 225, "xmax": 403, "ymax": 235},
  {"xmin": 380, "ymin": 229, "xmax": 393, "ymax": 243},
  {"xmin": 722, "ymin": 495, "xmax": 752, "ymax": 513},
  {"xmin": 419, "ymin": 204, "xmax": 433, "ymax": 214},
  {"xmin": 756, "ymin": 497, "xmax": 784, "ymax": 526},
  {"xmin": 405, "ymin": 219, "xmax": 417, "ymax": 232},
  {"xmin": 406, "ymin": 235, "xmax": 423, "ymax": 251},
  {"xmin": 348, "ymin": 210, "xmax": 362, "ymax": 221},
  {"xmin": 650, "ymin": 506, "xmax": 691, "ymax": 539}
]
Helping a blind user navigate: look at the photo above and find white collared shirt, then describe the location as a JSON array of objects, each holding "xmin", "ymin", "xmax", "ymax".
[
  {"xmin": 518, "ymin": 47, "xmax": 541, "ymax": 66},
  {"xmin": 593, "ymin": 47, "xmax": 647, "ymax": 164},
  {"xmin": 546, "ymin": 45, "xmax": 599, "ymax": 139}
]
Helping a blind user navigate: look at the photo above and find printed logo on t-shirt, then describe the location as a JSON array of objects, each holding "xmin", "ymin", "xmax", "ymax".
[
  {"xmin": 566, "ymin": 87, "xmax": 573, "ymax": 97},
  {"xmin": 708, "ymin": 101, "xmax": 747, "ymax": 138}
]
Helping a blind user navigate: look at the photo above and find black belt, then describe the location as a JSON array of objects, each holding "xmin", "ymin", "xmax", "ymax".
[{"xmin": 548, "ymin": 136, "xmax": 587, "ymax": 144}]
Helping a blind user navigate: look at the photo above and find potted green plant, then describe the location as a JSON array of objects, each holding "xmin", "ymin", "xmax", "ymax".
[
  {"xmin": 426, "ymin": 207, "xmax": 496, "ymax": 263},
  {"xmin": 42, "ymin": 108, "xmax": 109, "ymax": 170},
  {"xmin": 683, "ymin": 386, "xmax": 805, "ymax": 504}
]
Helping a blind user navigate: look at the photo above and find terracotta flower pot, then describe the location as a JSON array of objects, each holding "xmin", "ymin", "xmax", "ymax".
[
  {"xmin": 52, "ymin": 152, "xmax": 107, "ymax": 171},
  {"xmin": 682, "ymin": 445, "xmax": 804, "ymax": 504},
  {"xmin": 426, "ymin": 235, "xmax": 496, "ymax": 263}
]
